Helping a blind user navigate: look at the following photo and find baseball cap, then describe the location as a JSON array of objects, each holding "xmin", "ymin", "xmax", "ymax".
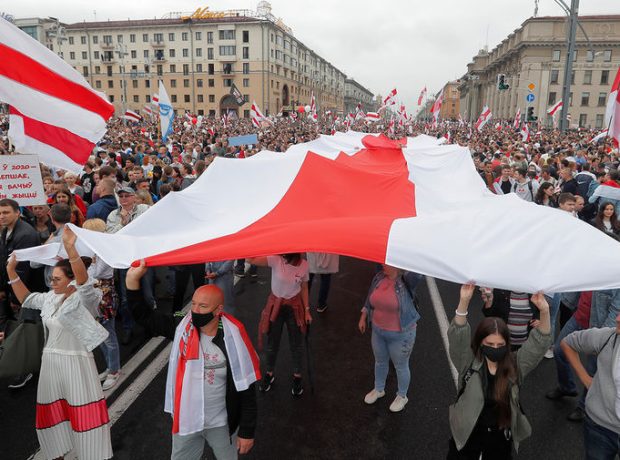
[{"xmin": 118, "ymin": 186, "xmax": 136, "ymax": 195}]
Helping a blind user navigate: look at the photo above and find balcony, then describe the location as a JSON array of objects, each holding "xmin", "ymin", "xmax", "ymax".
[
  {"xmin": 150, "ymin": 40, "xmax": 165, "ymax": 49},
  {"xmin": 100, "ymin": 41, "xmax": 115, "ymax": 50},
  {"xmin": 101, "ymin": 55, "xmax": 116, "ymax": 64},
  {"xmin": 152, "ymin": 56, "xmax": 166, "ymax": 63}
]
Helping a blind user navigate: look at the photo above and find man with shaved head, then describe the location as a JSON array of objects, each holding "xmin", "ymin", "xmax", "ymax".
[{"xmin": 126, "ymin": 262, "xmax": 258, "ymax": 459}]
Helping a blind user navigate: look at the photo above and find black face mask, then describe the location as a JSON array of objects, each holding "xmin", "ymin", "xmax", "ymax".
[
  {"xmin": 191, "ymin": 311, "xmax": 215, "ymax": 328},
  {"xmin": 480, "ymin": 345, "xmax": 508, "ymax": 363}
]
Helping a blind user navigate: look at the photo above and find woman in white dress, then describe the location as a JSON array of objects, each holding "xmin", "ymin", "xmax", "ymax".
[{"xmin": 7, "ymin": 227, "xmax": 112, "ymax": 460}]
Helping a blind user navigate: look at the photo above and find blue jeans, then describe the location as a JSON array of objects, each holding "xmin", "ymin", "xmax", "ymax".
[
  {"xmin": 554, "ymin": 316, "xmax": 584, "ymax": 394},
  {"xmin": 99, "ymin": 318, "xmax": 120, "ymax": 373},
  {"xmin": 584, "ymin": 415, "xmax": 620, "ymax": 460},
  {"xmin": 371, "ymin": 324, "xmax": 417, "ymax": 397},
  {"xmin": 548, "ymin": 293, "xmax": 562, "ymax": 338}
]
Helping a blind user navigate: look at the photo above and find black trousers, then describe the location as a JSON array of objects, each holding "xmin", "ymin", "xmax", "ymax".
[
  {"xmin": 173, "ymin": 264, "xmax": 205, "ymax": 312},
  {"xmin": 447, "ymin": 426, "xmax": 512, "ymax": 460}
]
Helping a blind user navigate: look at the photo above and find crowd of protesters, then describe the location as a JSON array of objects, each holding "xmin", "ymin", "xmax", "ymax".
[{"xmin": 0, "ymin": 110, "xmax": 619, "ymax": 459}]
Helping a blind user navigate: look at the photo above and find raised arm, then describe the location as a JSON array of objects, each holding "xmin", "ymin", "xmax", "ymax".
[
  {"xmin": 6, "ymin": 254, "xmax": 30, "ymax": 304},
  {"xmin": 454, "ymin": 283, "xmax": 475, "ymax": 326},
  {"xmin": 63, "ymin": 227, "xmax": 87, "ymax": 285}
]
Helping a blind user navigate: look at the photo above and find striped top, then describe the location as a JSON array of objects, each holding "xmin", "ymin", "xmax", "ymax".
[{"xmin": 508, "ymin": 292, "xmax": 533, "ymax": 347}]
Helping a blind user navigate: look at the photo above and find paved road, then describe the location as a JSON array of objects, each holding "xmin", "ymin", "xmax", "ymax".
[{"xmin": 2, "ymin": 258, "xmax": 585, "ymax": 459}]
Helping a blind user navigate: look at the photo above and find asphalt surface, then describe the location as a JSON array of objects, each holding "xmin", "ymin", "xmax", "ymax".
[{"xmin": 2, "ymin": 258, "xmax": 586, "ymax": 460}]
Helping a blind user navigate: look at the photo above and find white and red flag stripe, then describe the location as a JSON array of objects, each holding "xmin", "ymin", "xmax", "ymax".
[
  {"xmin": 520, "ymin": 123, "xmax": 530, "ymax": 142},
  {"xmin": 11, "ymin": 131, "xmax": 618, "ymax": 294},
  {"xmin": 152, "ymin": 93, "xmax": 159, "ymax": 105},
  {"xmin": 475, "ymin": 106, "xmax": 492, "ymax": 131},
  {"xmin": 547, "ymin": 100, "xmax": 563, "ymax": 117},
  {"xmin": 383, "ymin": 88, "xmax": 397, "ymax": 106},
  {"xmin": 250, "ymin": 101, "xmax": 268, "ymax": 128},
  {"xmin": 123, "ymin": 110, "xmax": 142, "ymax": 122},
  {"xmin": 606, "ymin": 66, "xmax": 620, "ymax": 146},
  {"xmin": 430, "ymin": 90, "xmax": 443, "ymax": 127},
  {"xmin": 513, "ymin": 108, "xmax": 521, "ymax": 129},
  {"xmin": 417, "ymin": 87, "xmax": 427, "ymax": 106},
  {"xmin": 365, "ymin": 112, "xmax": 380, "ymax": 122},
  {"xmin": 1, "ymin": 19, "xmax": 114, "ymax": 171}
]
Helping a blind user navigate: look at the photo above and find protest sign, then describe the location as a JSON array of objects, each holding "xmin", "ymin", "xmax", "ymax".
[
  {"xmin": 228, "ymin": 134, "xmax": 258, "ymax": 147},
  {"xmin": 0, "ymin": 155, "xmax": 45, "ymax": 205}
]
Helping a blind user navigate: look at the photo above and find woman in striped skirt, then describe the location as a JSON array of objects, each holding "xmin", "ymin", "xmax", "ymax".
[{"xmin": 7, "ymin": 227, "xmax": 112, "ymax": 460}]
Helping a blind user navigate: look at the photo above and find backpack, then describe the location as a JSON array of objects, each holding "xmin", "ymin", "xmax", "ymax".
[{"xmin": 512, "ymin": 180, "xmax": 534, "ymax": 201}]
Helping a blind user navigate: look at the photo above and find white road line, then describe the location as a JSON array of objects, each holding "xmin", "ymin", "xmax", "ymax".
[{"xmin": 425, "ymin": 276, "xmax": 458, "ymax": 387}]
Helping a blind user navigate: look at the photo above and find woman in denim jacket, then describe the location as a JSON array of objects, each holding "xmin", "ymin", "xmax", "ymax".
[{"xmin": 358, "ymin": 265, "xmax": 422, "ymax": 413}]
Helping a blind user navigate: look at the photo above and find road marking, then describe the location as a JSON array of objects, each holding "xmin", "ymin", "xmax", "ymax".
[{"xmin": 425, "ymin": 276, "xmax": 458, "ymax": 387}]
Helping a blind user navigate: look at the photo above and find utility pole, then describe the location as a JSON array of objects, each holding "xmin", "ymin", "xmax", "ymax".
[{"xmin": 559, "ymin": 0, "xmax": 579, "ymax": 132}]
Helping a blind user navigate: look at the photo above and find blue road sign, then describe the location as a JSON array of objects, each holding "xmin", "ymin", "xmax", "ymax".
[{"xmin": 526, "ymin": 93, "xmax": 535, "ymax": 102}]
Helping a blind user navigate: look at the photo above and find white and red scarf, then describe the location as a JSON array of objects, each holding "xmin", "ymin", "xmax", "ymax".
[{"xmin": 164, "ymin": 313, "xmax": 261, "ymax": 435}]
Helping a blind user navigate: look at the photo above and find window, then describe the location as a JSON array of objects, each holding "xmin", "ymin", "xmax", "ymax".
[
  {"xmin": 145, "ymin": 80, "xmax": 150, "ymax": 88},
  {"xmin": 243, "ymin": 63, "xmax": 250, "ymax": 74},
  {"xmin": 169, "ymin": 49, "xmax": 176, "ymax": 58},
  {"xmin": 171, "ymin": 79, "xmax": 177, "ymax": 88},
  {"xmin": 276, "ymin": 35, "xmax": 283, "ymax": 46},
  {"xmin": 223, "ymin": 63, "xmax": 233, "ymax": 74},
  {"xmin": 133, "ymin": 95, "xmax": 139, "ymax": 103},
  {"xmin": 601, "ymin": 70, "xmax": 610, "ymax": 85},
  {"xmin": 586, "ymin": 50, "xmax": 594, "ymax": 62},
  {"xmin": 552, "ymin": 49, "xmax": 560, "ymax": 61},
  {"xmin": 168, "ymin": 33, "xmax": 175, "ymax": 42},
  {"xmin": 170, "ymin": 64, "xmax": 176, "ymax": 73},
  {"xmin": 80, "ymin": 36, "xmax": 86, "ymax": 45},
  {"xmin": 182, "ymin": 32, "xmax": 188, "ymax": 41},
  {"xmin": 207, "ymin": 32, "xmax": 213, "ymax": 44},
  {"xmin": 157, "ymin": 65, "xmax": 163, "ymax": 76},
  {"xmin": 182, "ymin": 48, "xmax": 189, "ymax": 58},
  {"xmin": 209, "ymin": 95, "xmax": 215, "ymax": 103},
  {"xmin": 208, "ymin": 64, "xmax": 214, "ymax": 75},
  {"xmin": 171, "ymin": 95, "xmax": 177, "ymax": 103},
  {"xmin": 146, "ymin": 95, "xmax": 151, "ymax": 102},
  {"xmin": 243, "ymin": 94, "xmax": 249, "ymax": 103},
  {"xmin": 596, "ymin": 114, "xmax": 604, "ymax": 129},
  {"xmin": 243, "ymin": 78, "xmax": 250, "ymax": 87},
  {"xmin": 103, "ymin": 35, "xmax": 112, "ymax": 45},
  {"xmin": 571, "ymin": 70, "xmax": 575, "ymax": 85},
  {"xmin": 244, "ymin": 109, "xmax": 250, "ymax": 118},
  {"xmin": 271, "ymin": 34, "xmax": 274, "ymax": 43},
  {"xmin": 219, "ymin": 46, "xmax": 236, "ymax": 56},
  {"xmin": 154, "ymin": 33, "xmax": 163, "ymax": 43},
  {"xmin": 584, "ymin": 70, "xmax": 592, "ymax": 85},
  {"xmin": 95, "ymin": 80, "xmax": 101, "ymax": 89},
  {"xmin": 598, "ymin": 92, "xmax": 607, "ymax": 107},
  {"xmin": 243, "ymin": 47, "xmax": 249, "ymax": 59},
  {"xmin": 242, "ymin": 31, "xmax": 249, "ymax": 43},
  {"xmin": 209, "ymin": 110, "xmax": 215, "ymax": 117},
  {"xmin": 106, "ymin": 65, "xmax": 112, "ymax": 76},
  {"xmin": 208, "ymin": 48, "xmax": 214, "ymax": 60},
  {"xmin": 184, "ymin": 95, "xmax": 190, "ymax": 103},
  {"xmin": 548, "ymin": 92, "xmax": 556, "ymax": 106},
  {"xmin": 132, "ymin": 80, "xmax": 138, "ymax": 89},
  {"xmin": 219, "ymin": 30, "xmax": 235, "ymax": 40},
  {"xmin": 131, "ymin": 50, "xmax": 137, "ymax": 59},
  {"xmin": 129, "ymin": 34, "xmax": 136, "ymax": 43},
  {"xmin": 196, "ymin": 64, "xmax": 202, "ymax": 72},
  {"xmin": 197, "ymin": 79, "xmax": 203, "ymax": 87},
  {"xmin": 581, "ymin": 92, "xmax": 590, "ymax": 106},
  {"xmin": 92, "ymin": 36, "xmax": 98, "ymax": 44},
  {"xmin": 196, "ymin": 48, "xmax": 202, "ymax": 57},
  {"xmin": 95, "ymin": 66, "xmax": 100, "ymax": 74},
  {"xmin": 183, "ymin": 64, "xmax": 189, "ymax": 76},
  {"xmin": 197, "ymin": 94, "xmax": 204, "ymax": 103},
  {"xmin": 198, "ymin": 109, "xmax": 204, "ymax": 115},
  {"xmin": 117, "ymin": 35, "xmax": 123, "ymax": 43},
  {"xmin": 109, "ymin": 95, "xmax": 114, "ymax": 102},
  {"xmin": 107, "ymin": 80, "xmax": 113, "ymax": 88},
  {"xmin": 275, "ymin": 50, "xmax": 282, "ymax": 60},
  {"xmin": 604, "ymin": 50, "xmax": 612, "ymax": 62},
  {"xmin": 550, "ymin": 69, "xmax": 559, "ymax": 84},
  {"xmin": 195, "ymin": 31, "xmax": 202, "ymax": 40},
  {"xmin": 579, "ymin": 114, "xmax": 587, "ymax": 127},
  {"xmin": 82, "ymin": 66, "xmax": 89, "ymax": 77},
  {"xmin": 144, "ymin": 50, "xmax": 149, "ymax": 58},
  {"xmin": 183, "ymin": 79, "xmax": 190, "ymax": 88},
  {"xmin": 223, "ymin": 79, "xmax": 233, "ymax": 87},
  {"xmin": 572, "ymin": 50, "xmax": 577, "ymax": 61},
  {"xmin": 68, "ymin": 36, "xmax": 74, "ymax": 45},
  {"xmin": 569, "ymin": 92, "xmax": 573, "ymax": 106},
  {"xmin": 143, "ymin": 33, "xmax": 149, "ymax": 42},
  {"xmin": 69, "ymin": 52, "xmax": 75, "ymax": 60},
  {"xmin": 208, "ymin": 79, "xmax": 214, "ymax": 87}
]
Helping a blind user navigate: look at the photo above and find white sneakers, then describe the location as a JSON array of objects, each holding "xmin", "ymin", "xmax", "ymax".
[
  {"xmin": 98, "ymin": 369, "xmax": 109, "ymax": 381},
  {"xmin": 389, "ymin": 395, "xmax": 408, "ymax": 413},
  {"xmin": 102, "ymin": 372, "xmax": 120, "ymax": 391},
  {"xmin": 364, "ymin": 389, "xmax": 385, "ymax": 404},
  {"xmin": 544, "ymin": 347, "xmax": 554, "ymax": 359},
  {"xmin": 364, "ymin": 389, "xmax": 408, "ymax": 412}
]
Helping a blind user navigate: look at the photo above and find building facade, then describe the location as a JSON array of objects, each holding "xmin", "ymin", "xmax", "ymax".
[
  {"xmin": 440, "ymin": 80, "xmax": 460, "ymax": 120},
  {"xmin": 344, "ymin": 78, "xmax": 375, "ymax": 114},
  {"xmin": 458, "ymin": 15, "xmax": 620, "ymax": 129},
  {"xmin": 16, "ymin": 3, "xmax": 351, "ymax": 117}
]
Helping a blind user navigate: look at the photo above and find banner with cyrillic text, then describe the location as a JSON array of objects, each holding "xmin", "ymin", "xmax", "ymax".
[{"xmin": 0, "ymin": 155, "xmax": 45, "ymax": 206}]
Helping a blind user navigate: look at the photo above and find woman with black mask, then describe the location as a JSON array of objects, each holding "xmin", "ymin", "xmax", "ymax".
[{"xmin": 447, "ymin": 284, "xmax": 552, "ymax": 459}]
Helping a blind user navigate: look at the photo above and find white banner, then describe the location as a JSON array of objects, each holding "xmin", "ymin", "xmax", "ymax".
[{"xmin": 0, "ymin": 154, "xmax": 45, "ymax": 205}]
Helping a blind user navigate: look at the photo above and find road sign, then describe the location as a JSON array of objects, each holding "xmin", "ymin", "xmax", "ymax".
[
  {"xmin": 528, "ymin": 83, "xmax": 536, "ymax": 91},
  {"xmin": 526, "ymin": 93, "xmax": 535, "ymax": 102}
]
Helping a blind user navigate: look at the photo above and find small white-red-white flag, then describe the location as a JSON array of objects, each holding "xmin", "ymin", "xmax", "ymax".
[
  {"xmin": 123, "ymin": 110, "xmax": 142, "ymax": 122},
  {"xmin": 606, "ymin": 66, "xmax": 620, "ymax": 147},
  {"xmin": 458, "ymin": 113, "xmax": 465, "ymax": 126},
  {"xmin": 590, "ymin": 129, "xmax": 608, "ymax": 144},
  {"xmin": 152, "ymin": 93, "xmax": 159, "ymax": 105},
  {"xmin": 475, "ymin": 106, "xmax": 492, "ymax": 132},
  {"xmin": 547, "ymin": 100, "xmax": 563, "ymax": 117},
  {"xmin": 430, "ymin": 90, "xmax": 444, "ymax": 127},
  {"xmin": 418, "ymin": 87, "xmax": 427, "ymax": 106},
  {"xmin": 143, "ymin": 105, "xmax": 153, "ymax": 116},
  {"xmin": 513, "ymin": 108, "xmax": 521, "ymax": 129},
  {"xmin": 365, "ymin": 112, "xmax": 380, "ymax": 122},
  {"xmin": 443, "ymin": 131, "xmax": 451, "ymax": 143},
  {"xmin": 309, "ymin": 92, "xmax": 317, "ymax": 122},
  {"xmin": 250, "ymin": 101, "xmax": 268, "ymax": 128},
  {"xmin": 520, "ymin": 123, "xmax": 530, "ymax": 142},
  {"xmin": 383, "ymin": 88, "xmax": 397, "ymax": 106}
]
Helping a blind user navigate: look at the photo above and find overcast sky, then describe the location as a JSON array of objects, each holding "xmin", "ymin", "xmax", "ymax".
[{"xmin": 4, "ymin": 0, "xmax": 619, "ymax": 111}]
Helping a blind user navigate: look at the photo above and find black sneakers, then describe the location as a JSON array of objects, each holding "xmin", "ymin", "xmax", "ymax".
[
  {"xmin": 316, "ymin": 305, "xmax": 328, "ymax": 313},
  {"xmin": 259, "ymin": 372, "xmax": 275, "ymax": 392},
  {"xmin": 292, "ymin": 376, "xmax": 304, "ymax": 397},
  {"xmin": 546, "ymin": 387, "xmax": 578, "ymax": 400}
]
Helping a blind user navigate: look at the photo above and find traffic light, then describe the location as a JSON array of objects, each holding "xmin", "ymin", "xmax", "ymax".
[
  {"xmin": 526, "ymin": 107, "xmax": 537, "ymax": 121},
  {"xmin": 497, "ymin": 74, "xmax": 509, "ymax": 91}
]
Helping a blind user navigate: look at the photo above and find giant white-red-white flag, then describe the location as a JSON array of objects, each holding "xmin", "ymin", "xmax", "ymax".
[
  {"xmin": 606, "ymin": 66, "xmax": 620, "ymax": 146},
  {"xmin": 1, "ymin": 18, "xmax": 114, "ymax": 171},
  {"xmin": 547, "ymin": 100, "xmax": 563, "ymax": 117},
  {"xmin": 15, "ymin": 131, "xmax": 620, "ymax": 294},
  {"xmin": 418, "ymin": 87, "xmax": 427, "ymax": 106},
  {"xmin": 475, "ymin": 106, "xmax": 492, "ymax": 131}
]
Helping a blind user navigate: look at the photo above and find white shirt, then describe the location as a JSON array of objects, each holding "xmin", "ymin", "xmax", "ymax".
[
  {"xmin": 200, "ymin": 334, "xmax": 228, "ymax": 430},
  {"xmin": 267, "ymin": 256, "xmax": 309, "ymax": 299}
]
